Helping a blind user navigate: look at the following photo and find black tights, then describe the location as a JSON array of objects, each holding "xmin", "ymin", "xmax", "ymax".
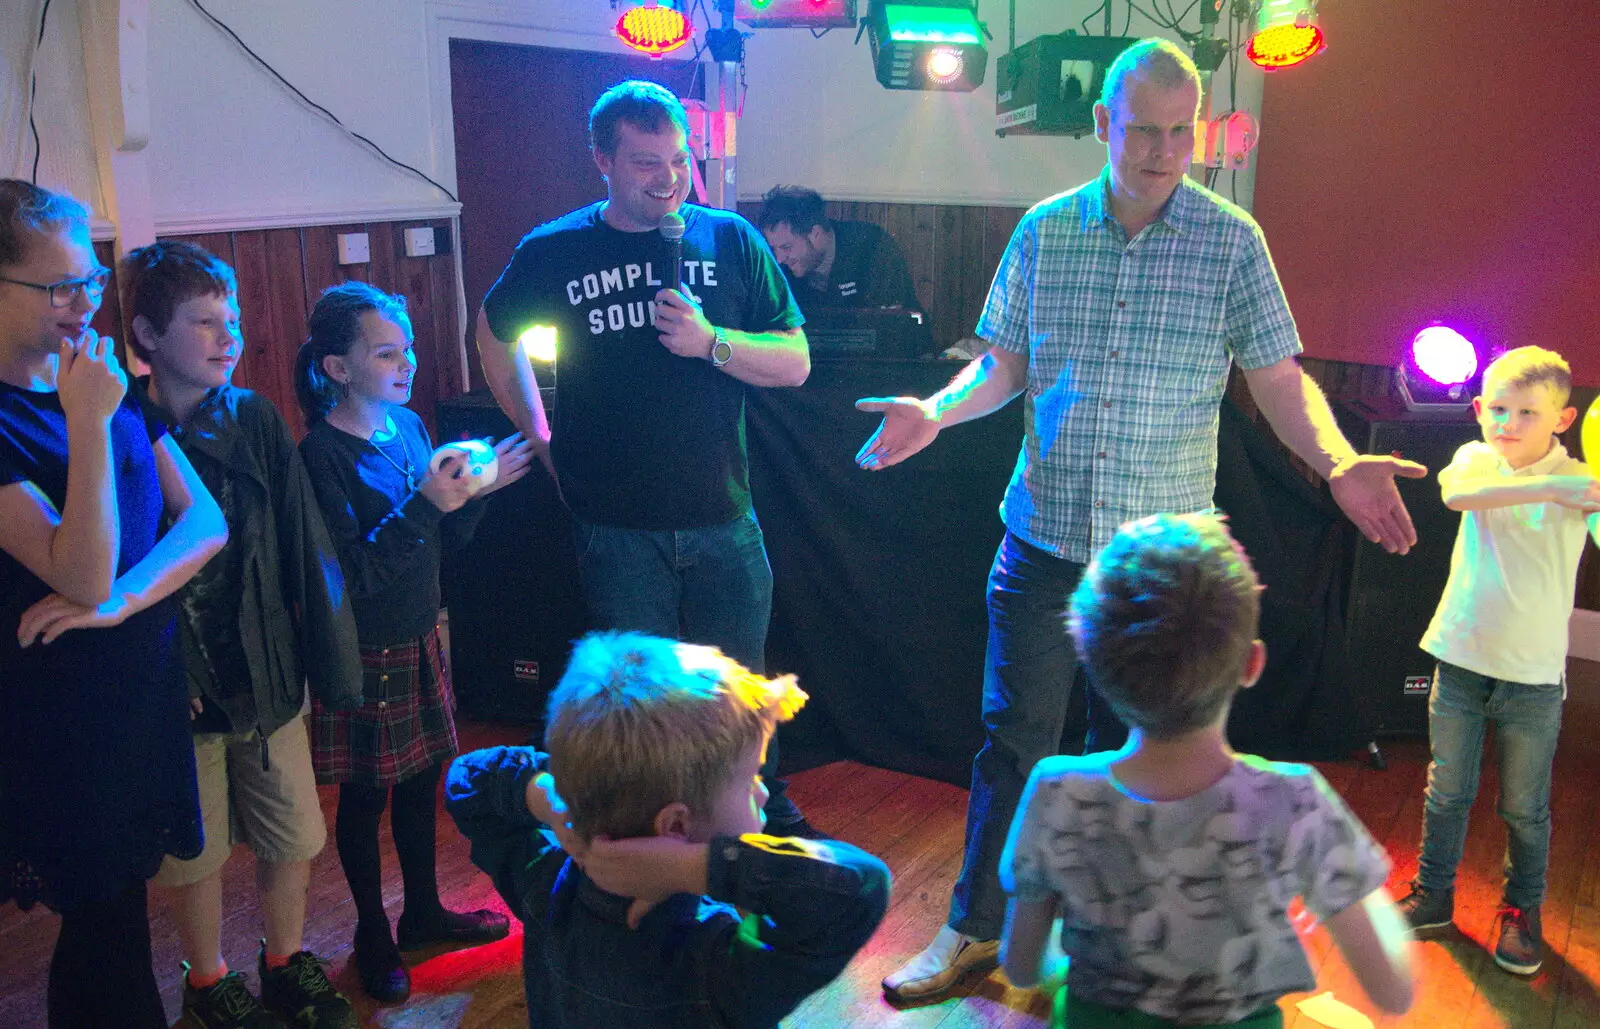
[
  {"xmin": 48, "ymin": 877, "xmax": 165, "ymax": 1029},
  {"xmin": 334, "ymin": 761, "xmax": 447, "ymax": 949}
]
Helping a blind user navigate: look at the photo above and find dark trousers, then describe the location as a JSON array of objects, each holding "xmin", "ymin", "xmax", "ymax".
[
  {"xmin": 572, "ymin": 509, "xmax": 801, "ymax": 824},
  {"xmin": 948, "ymin": 532, "xmax": 1126, "ymax": 940},
  {"xmin": 48, "ymin": 877, "xmax": 165, "ymax": 1029}
]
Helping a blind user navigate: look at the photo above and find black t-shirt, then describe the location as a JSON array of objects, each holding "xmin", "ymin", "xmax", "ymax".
[
  {"xmin": 299, "ymin": 408, "xmax": 485, "ymax": 646},
  {"xmin": 483, "ymin": 202, "xmax": 803, "ymax": 530},
  {"xmin": 789, "ymin": 220, "xmax": 920, "ymax": 312},
  {"xmin": 0, "ymin": 384, "xmax": 202, "ymax": 910}
]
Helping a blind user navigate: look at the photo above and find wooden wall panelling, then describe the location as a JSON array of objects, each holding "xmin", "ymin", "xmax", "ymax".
[
  {"xmin": 300, "ymin": 223, "xmax": 358, "ymax": 300},
  {"xmin": 428, "ymin": 223, "xmax": 467, "ymax": 399},
  {"xmin": 90, "ymin": 240, "xmax": 125, "ymax": 347},
  {"xmin": 219, "ymin": 229, "xmax": 308, "ymax": 438}
]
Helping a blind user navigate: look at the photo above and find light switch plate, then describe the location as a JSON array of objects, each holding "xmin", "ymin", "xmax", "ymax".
[
  {"xmin": 336, "ymin": 232, "xmax": 370, "ymax": 265},
  {"xmin": 404, "ymin": 227, "xmax": 436, "ymax": 257}
]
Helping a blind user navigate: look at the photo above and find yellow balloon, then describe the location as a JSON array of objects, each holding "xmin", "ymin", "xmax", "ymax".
[{"xmin": 1584, "ymin": 394, "xmax": 1600, "ymax": 467}]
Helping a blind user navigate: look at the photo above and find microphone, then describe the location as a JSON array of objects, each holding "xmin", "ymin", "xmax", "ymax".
[{"xmin": 659, "ymin": 212, "xmax": 685, "ymax": 294}]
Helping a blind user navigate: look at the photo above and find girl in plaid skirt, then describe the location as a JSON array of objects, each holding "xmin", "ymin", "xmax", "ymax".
[{"xmin": 294, "ymin": 282, "xmax": 535, "ymax": 1003}]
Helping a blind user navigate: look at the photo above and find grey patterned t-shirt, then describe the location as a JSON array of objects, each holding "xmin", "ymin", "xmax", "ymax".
[{"xmin": 1001, "ymin": 752, "xmax": 1389, "ymax": 1024}]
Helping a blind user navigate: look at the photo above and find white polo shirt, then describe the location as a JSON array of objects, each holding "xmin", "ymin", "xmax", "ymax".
[{"xmin": 1421, "ymin": 441, "xmax": 1599, "ymax": 686}]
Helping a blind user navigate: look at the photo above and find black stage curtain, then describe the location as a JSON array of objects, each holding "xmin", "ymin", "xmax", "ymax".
[
  {"xmin": 748, "ymin": 361, "xmax": 1364, "ymax": 785},
  {"xmin": 748, "ymin": 360, "xmax": 1013, "ymax": 785},
  {"xmin": 445, "ymin": 361, "xmax": 1365, "ymax": 784},
  {"xmin": 1212, "ymin": 398, "xmax": 1367, "ymax": 761}
]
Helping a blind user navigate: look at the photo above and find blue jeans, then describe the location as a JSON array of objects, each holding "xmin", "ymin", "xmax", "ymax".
[
  {"xmin": 573, "ymin": 510, "xmax": 800, "ymax": 823},
  {"xmin": 1416, "ymin": 660, "xmax": 1563, "ymax": 910},
  {"xmin": 949, "ymin": 532, "xmax": 1112, "ymax": 940}
]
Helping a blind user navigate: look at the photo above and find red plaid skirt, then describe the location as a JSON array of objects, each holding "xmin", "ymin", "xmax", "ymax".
[{"xmin": 309, "ymin": 628, "xmax": 458, "ymax": 787}]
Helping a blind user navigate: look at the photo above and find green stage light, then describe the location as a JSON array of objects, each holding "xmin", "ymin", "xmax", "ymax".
[{"xmin": 866, "ymin": 1, "xmax": 988, "ymax": 92}]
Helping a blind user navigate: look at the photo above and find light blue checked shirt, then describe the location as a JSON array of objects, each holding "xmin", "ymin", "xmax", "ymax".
[{"xmin": 977, "ymin": 168, "xmax": 1303, "ymax": 563}]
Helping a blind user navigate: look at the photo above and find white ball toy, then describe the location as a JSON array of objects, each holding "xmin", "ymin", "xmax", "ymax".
[{"xmin": 429, "ymin": 438, "xmax": 499, "ymax": 494}]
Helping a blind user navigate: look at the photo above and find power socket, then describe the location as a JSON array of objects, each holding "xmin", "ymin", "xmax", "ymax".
[
  {"xmin": 404, "ymin": 227, "xmax": 437, "ymax": 257},
  {"xmin": 336, "ymin": 232, "xmax": 370, "ymax": 265}
]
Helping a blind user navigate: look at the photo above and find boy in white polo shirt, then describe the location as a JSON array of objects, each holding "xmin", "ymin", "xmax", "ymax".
[{"xmin": 1397, "ymin": 346, "xmax": 1600, "ymax": 976}]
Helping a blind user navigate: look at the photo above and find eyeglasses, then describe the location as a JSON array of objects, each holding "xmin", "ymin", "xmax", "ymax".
[{"xmin": 0, "ymin": 267, "xmax": 112, "ymax": 308}]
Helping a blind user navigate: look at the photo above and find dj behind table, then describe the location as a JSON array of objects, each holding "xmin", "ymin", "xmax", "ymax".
[{"xmin": 754, "ymin": 186, "xmax": 939, "ymax": 357}]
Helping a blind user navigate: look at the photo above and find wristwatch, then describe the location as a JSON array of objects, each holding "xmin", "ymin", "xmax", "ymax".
[{"xmin": 709, "ymin": 326, "xmax": 733, "ymax": 368}]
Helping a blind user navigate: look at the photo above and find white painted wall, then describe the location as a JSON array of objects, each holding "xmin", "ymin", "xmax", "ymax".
[
  {"xmin": 3, "ymin": 0, "xmax": 108, "ymax": 233},
  {"xmin": 9, "ymin": 0, "xmax": 1264, "ymax": 234}
]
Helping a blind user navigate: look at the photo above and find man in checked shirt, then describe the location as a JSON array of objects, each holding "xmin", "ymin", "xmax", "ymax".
[{"xmin": 858, "ymin": 38, "xmax": 1428, "ymax": 1004}]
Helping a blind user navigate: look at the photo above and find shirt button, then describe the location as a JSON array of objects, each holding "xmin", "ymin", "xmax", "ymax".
[
  {"xmin": 1097, "ymin": 451, "xmax": 1108, "ymax": 459},
  {"xmin": 1110, "ymin": 350, "xmax": 1120, "ymax": 358},
  {"xmin": 378, "ymin": 700, "xmax": 388, "ymax": 709},
  {"xmin": 1103, "ymin": 400, "xmax": 1112, "ymax": 408},
  {"xmin": 380, "ymin": 674, "xmax": 390, "ymax": 683},
  {"xmin": 1094, "ymin": 500, "xmax": 1105, "ymax": 508},
  {"xmin": 723, "ymin": 844, "xmax": 739, "ymax": 861},
  {"xmin": 1117, "ymin": 300, "xmax": 1127, "ymax": 308},
  {"xmin": 382, "ymin": 648, "xmax": 390, "ymax": 656}
]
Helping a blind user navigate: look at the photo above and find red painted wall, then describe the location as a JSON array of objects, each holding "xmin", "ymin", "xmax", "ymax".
[{"xmin": 1251, "ymin": 0, "xmax": 1599, "ymax": 386}]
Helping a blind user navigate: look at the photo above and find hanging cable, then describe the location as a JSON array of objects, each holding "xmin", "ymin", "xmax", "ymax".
[
  {"xmin": 27, "ymin": 0, "xmax": 54, "ymax": 183},
  {"xmin": 185, "ymin": 0, "xmax": 458, "ymax": 202}
]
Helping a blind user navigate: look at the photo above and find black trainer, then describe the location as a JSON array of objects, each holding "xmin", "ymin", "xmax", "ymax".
[
  {"xmin": 180, "ymin": 963, "xmax": 289, "ymax": 1029},
  {"xmin": 258, "ymin": 945, "xmax": 359, "ymax": 1029},
  {"xmin": 1396, "ymin": 883, "xmax": 1454, "ymax": 931},
  {"xmin": 352, "ymin": 935, "xmax": 411, "ymax": 1004}
]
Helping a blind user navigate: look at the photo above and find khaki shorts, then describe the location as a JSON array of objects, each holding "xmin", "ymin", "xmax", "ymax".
[{"xmin": 156, "ymin": 715, "xmax": 328, "ymax": 886}]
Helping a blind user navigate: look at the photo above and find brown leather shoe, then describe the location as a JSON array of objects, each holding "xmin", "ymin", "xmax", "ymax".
[{"xmin": 882, "ymin": 927, "xmax": 1001, "ymax": 1002}]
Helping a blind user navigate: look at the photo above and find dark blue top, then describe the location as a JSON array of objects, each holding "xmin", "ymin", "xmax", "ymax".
[
  {"xmin": 299, "ymin": 407, "xmax": 485, "ymax": 647},
  {"xmin": 446, "ymin": 745, "xmax": 890, "ymax": 1029},
  {"xmin": 0, "ymin": 383, "xmax": 202, "ymax": 912}
]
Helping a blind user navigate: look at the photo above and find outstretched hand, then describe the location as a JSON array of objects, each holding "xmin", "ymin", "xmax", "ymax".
[
  {"xmin": 854, "ymin": 396, "xmax": 940, "ymax": 470},
  {"xmin": 1329, "ymin": 454, "xmax": 1429, "ymax": 554}
]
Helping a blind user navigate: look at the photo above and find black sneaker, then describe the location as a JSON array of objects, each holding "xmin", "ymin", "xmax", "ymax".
[
  {"xmin": 1494, "ymin": 905, "xmax": 1544, "ymax": 975},
  {"xmin": 258, "ymin": 945, "xmax": 359, "ymax": 1029},
  {"xmin": 180, "ymin": 963, "xmax": 289, "ymax": 1029},
  {"xmin": 352, "ymin": 935, "xmax": 411, "ymax": 1004},
  {"xmin": 1396, "ymin": 883, "xmax": 1454, "ymax": 932}
]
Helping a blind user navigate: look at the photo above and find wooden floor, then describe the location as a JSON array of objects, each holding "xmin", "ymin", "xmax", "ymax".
[{"xmin": 5, "ymin": 660, "xmax": 1600, "ymax": 1028}]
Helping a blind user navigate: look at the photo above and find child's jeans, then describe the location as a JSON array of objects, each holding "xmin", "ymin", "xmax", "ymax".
[{"xmin": 1416, "ymin": 660, "xmax": 1564, "ymax": 910}]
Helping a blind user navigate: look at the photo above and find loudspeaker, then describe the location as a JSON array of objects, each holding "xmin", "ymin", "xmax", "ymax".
[
  {"xmin": 1333, "ymin": 395, "xmax": 1481, "ymax": 737},
  {"xmin": 438, "ymin": 391, "xmax": 590, "ymax": 726}
]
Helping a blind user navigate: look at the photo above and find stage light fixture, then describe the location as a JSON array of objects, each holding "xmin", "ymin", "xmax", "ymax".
[
  {"xmin": 735, "ymin": 0, "xmax": 857, "ymax": 29},
  {"xmin": 519, "ymin": 325, "xmax": 558, "ymax": 363},
  {"xmin": 866, "ymin": 1, "xmax": 988, "ymax": 92},
  {"xmin": 615, "ymin": 1, "xmax": 694, "ymax": 57},
  {"xmin": 995, "ymin": 32, "xmax": 1139, "ymax": 138},
  {"xmin": 1245, "ymin": 0, "xmax": 1326, "ymax": 71},
  {"xmin": 1396, "ymin": 325, "xmax": 1482, "ymax": 412}
]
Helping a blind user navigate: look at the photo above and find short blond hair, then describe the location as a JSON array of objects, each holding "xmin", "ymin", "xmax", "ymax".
[
  {"xmin": 1483, "ymin": 346, "xmax": 1572, "ymax": 406},
  {"xmin": 1100, "ymin": 37, "xmax": 1202, "ymax": 114},
  {"xmin": 545, "ymin": 632, "xmax": 807, "ymax": 841},
  {"xmin": 1069, "ymin": 513, "xmax": 1261, "ymax": 739}
]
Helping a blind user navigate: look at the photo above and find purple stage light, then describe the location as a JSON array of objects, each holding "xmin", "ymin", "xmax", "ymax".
[{"xmin": 1409, "ymin": 325, "xmax": 1478, "ymax": 387}]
